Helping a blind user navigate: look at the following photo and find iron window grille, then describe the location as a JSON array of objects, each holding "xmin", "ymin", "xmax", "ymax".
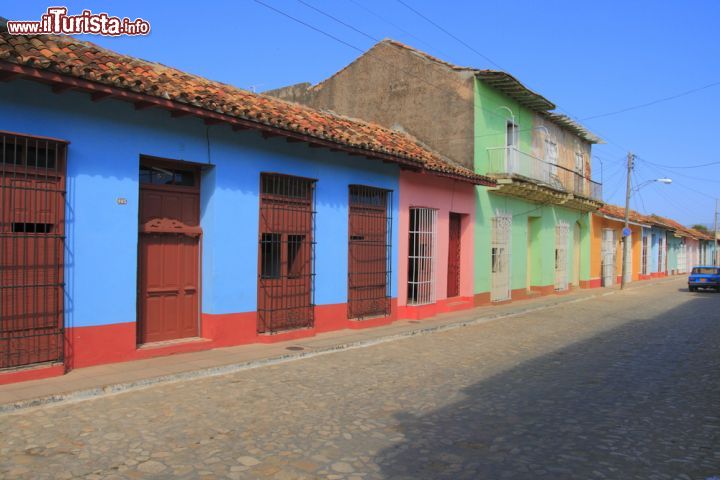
[
  {"xmin": 554, "ymin": 223, "xmax": 569, "ymax": 291},
  {"xmin": 407, "ymin": 207, "xmax": 437, "ymax": 306},
  {"xmin": 1, "ymin": 132, "xmax": 66, "ymax": 370},
  {"xmin": 257, "ymin": 173, "xmax": 317, "ymax": 334},
  {"xmin": 601, "ymin": 228, "xmax": 617, "ymax": 287},
  {"xmin": 347, "ymin": 185, "xmax": 392, "ymax": 320},
  {"xmin": 491, "ymin": 213, "xmax": 512, "ymax": 302}
]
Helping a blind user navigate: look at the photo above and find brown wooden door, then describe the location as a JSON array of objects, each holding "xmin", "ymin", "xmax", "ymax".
[
  {"xmin": 257, "ymin": 174, "xmax": 315, "ymax": 334},
  {"xmin": 137, "ymin": 161, "xmax": 200, "ymax": 344},
  {"xmin": 348, "ymin": 186, "xmax": 390, "ymax": 319},
  {"xmin": 1, "ymin": 135, "xmax": 66, "ymax": 369},
  {"xmin": 447, "ymin": 213, "xmax": 462, "ymax": 298}
]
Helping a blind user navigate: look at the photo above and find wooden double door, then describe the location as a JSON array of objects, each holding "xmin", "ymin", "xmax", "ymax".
[{"xmin": 137, "ymin": 160, "xmax": 200, "ymax": 344}]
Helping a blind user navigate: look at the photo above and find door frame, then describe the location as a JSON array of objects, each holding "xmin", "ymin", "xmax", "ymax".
[
  {"xmin": 136, "ymin": 155, "xmax": 203, "ymax": 345},
  {"xmin": 446, "ymin": 212, "xmax": 462, "ymax": 298}
]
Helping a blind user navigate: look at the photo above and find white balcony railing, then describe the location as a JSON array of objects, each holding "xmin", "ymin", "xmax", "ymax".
[{"xmin": 486, "ymin": 146, "xmax": 602, "ymax": 201}]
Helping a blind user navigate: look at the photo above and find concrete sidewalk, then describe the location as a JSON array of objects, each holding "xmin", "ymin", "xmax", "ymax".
[{"xmin": 0, "ymin": 277, "xmax": 683, "ymax": 414}]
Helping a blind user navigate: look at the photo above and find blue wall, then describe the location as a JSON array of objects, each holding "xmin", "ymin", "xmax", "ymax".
[{"xmin": 0, "ymin": 80, "xmax": 400, "ymax": 328}]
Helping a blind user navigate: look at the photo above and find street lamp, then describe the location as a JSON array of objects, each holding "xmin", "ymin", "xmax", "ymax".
[
  {"xmin": 634, "ymin": 178, "xmax": 672, "ymax": 190},
  {"xmin": 621, "ymin": 153, "xmax": 672, "ymax": 290}
]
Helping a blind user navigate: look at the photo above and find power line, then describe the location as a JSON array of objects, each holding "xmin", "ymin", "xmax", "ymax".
[
  {"xmin": 635, "ymin": 158, "xmax": 719, "ymax": 199},
  {"xmin": 631, "ymin": 166, "xmax": 648, "ymax": 214},
  {"xmin": 261, "ymin": 0, "xmax": 705, "ymax": 207},
  {"xmin": 255, "ymin": 0, "xmax": 529, "ymax": 130},
  {"xmin": 297, "ymin": 0, "xmax": 379, "ymax": 42},
  {"xmin": 634, "ymin": 162, "xmax": 705, "ymax": 221},
  {"xmin": 254, "ymin": 0, "xmax": 366, "ymax": 54},
  {"xmin": 392, "ymin": 0, "xmax": 634, "ymax": 157},
  {"xmin": 580, "ymin": 80, "xmax": 720, "ymax": 121},
  {"xmin": 345, "ymin": 0, "xmax": 439, "ymax": 52},
  {"xmin": 636, "ymin": 156, "xmax": 720, "ymax": 170},
  {"xmin": 394, "ymin": 0, "xmax": 504, "ymax": 70}
]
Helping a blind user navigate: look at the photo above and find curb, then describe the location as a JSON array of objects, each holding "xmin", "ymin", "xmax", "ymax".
[{"xmin": 0, "ymin": 277, "xmax": 682, "ymax": 415}]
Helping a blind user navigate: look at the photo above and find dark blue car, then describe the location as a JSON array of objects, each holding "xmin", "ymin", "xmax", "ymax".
[{"xmin": 688, "ymin": 266, "xmax": 720, "ymax": 292}]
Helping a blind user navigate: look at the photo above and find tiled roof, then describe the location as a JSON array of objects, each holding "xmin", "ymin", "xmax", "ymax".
[
  {"xmin": 598, "ymin": 206, "xmax": 713, "ymax": 240},
  {"xmin": 600, "ymin": 208, "xmax": 712, "ymax": 240},
  {"xmin": 598, "ymin": 204, "xmax": 651, "ymax": 225},
  {"xmin": 648, "ymin": 215, "xmax": 706, "ymax": 239},
  {"xmin": 687, "ymin": 228, "xmax": 714, "ymax": 241},
  {"xmin": 0, "ymin": 24, "xmax": 493, "ymax": 186}
]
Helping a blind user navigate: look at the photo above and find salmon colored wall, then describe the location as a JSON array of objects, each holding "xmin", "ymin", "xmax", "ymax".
[
  {"xmin": 398, "ymin": 171, "xmax": 475, "ymax": 306},
  {"xmin": 590, "ymin": 214, "xmax": 643, "ymax": 285}
]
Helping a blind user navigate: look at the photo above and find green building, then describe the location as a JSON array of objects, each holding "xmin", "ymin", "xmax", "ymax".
[
  {"xmin": 472, "ymin": 73, "xmax": 603, "ymax": 301},
  {"xmin": 267, "ymin": 39, "xmax": 604, "ymax": 304}
]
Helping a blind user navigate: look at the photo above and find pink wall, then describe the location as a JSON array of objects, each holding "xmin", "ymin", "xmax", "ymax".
[{"xmin": 398, "ymin": 171, "xmax": 475, "ymax": 306}]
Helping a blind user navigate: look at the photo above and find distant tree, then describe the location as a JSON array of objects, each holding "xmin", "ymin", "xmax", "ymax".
[{"xmin": 691, "ymin": 224, "xmax": 709, "ymax": 233}]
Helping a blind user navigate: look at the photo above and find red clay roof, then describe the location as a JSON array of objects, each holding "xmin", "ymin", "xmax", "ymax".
[
  {"xmin": 600, "ymin": 206, "xmax": 710, "ymax": 240},
  {"xmin": 598, "ymin": 204, "xmax": 651, "ymax": 225},
  {"xmin": 648, "ymin": 215, "xmax": 706, "ymax": 239},
  {"xmin": 0, "ymin": 25, "xmax": 493, "ymax": 185}
]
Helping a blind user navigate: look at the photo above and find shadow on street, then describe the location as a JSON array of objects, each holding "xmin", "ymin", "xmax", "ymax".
[{"xmin": 376, "ymin": 294, "xmax": 720, "ymax": 479}]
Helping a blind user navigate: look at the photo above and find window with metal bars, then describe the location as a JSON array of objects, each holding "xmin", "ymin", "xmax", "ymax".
[
  {"xmin": 641, "ymin": 235, "xmax": 649, "ymax": 275},
  {"xmin": 407, "ymin": 207, "xmax": 437, "ymax": 305},
  {"xmin": 554, "ymin": 223, "xmax": 569, "ymax": 291},
  {"xmin": 348, "ymin": 185, "xmax": 392, "ymax": 319},
  {"xmin": 490, "ymin": 213, "xmax": 512, "ymax": 302},
  {"xmin": 1, "ymin": 132, "xmax": 66, "ymax": 369},
  {"xmin": 658, "ymin": 235, "xmax": 666, "ymax": 273},
  {"xmin": 257, "ymin": 173, "xmax": 316, "ymax": 334},
  {"xmin": 601, "ymin": 228, "xmax": 617, "ymax": 287}
]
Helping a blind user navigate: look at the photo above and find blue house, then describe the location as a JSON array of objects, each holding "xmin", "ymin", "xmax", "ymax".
[
  {"xmin": 641, "ymin": 224, "xmax": 670, "ymax": 279},
  {"xmin": 0, "ymin": 27, "xmax": 492, "ymax": 383}
]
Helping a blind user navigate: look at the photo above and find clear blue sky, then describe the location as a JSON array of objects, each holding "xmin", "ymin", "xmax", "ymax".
[{"xmin": 4, "ymin": 1, "xmax": 719, "ymax": 227}]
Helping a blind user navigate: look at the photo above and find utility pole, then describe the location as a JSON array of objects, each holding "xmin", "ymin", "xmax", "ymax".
[
  {"xmin": 714, "ymin": 199, "xmax": 718, "ymax": 266},
  {"xmin": 621, "ymin": 152, "xmax": 634, "ymax": 290}
]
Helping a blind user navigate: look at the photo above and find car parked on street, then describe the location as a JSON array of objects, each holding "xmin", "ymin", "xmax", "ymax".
[{"xmin": 688, "ymin": 266, "xmax": 720, "ymax": 292}]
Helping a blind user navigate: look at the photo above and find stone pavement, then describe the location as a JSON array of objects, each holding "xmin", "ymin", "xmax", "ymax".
[
  {"xmin": 0, "ymin": 281, "xmax": 628, "ymax": 412},
  {"xmin": 1, "ymin": 277, "xmax": 719, "ymax": 479}
]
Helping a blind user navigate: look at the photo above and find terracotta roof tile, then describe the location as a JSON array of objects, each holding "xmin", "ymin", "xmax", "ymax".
[
  {"xmin": 600, "ymin": 206, "xmax": 709, "ymax": 240},
  {"xmin": 598, "ymin": 204, "xmax": 650, "ymax": 225},
  {"xmin": 0, "ymin": 25, "xmax": 493, "ymax": 185}
]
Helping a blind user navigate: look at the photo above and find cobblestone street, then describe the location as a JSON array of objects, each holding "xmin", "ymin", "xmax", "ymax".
[{"xmin": 1, "ymin": 278, "xmax": 719, "ymax": 479}]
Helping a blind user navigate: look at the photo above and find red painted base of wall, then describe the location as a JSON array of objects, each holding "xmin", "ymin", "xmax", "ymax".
[
  {"xmin": 473, "ymin": 292, "xmax": 491, "ymax": 307},
  {"xmin": 472, "ymin": 284, "xmax": 562, "ymax": 307},
  {"xmin": 585, "ymin": 278, "xmax": 603, "ymax": 288},
  {"xmin": 0, "ymin": 363, "xmax": 65, "ymax": 385},
  {"xmin": 651, "ymin": 272, "xmax": 667, "ymax": 278},
  {"xmin": 579, "ymin": 279, "xmax": 597, "ymax": 289},
  {"xmin": 0, "ymin": 300, "xmax": 406, "ymax": 384},
  {"xmin": 530, "ymin": 285, "xmax": 555, "ymax": 296},
  {"xmin": 64, "ymin": 320, "xmax": 240, "ymax": 370},
  {"xmin": 638, "ymin": 274, "xmax": 652, "ymax": 281},
  {"xmin": 397, "ymin": 296, "xmax": 474, "ymax": 320},
  {"xmin": 509, "ymin": 288, "xmax": 532, "ymax": 301}
]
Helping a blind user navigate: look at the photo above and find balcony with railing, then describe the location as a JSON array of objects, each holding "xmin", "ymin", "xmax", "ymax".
[{"xmin": 486, "ymin": 146, "xmax": 602, "ymax": 206}]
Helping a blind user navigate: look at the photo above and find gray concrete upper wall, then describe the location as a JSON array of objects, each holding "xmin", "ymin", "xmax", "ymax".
[{"xmin": 265, "ymin": 42, "xmax": 476, "ymax": 170}]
